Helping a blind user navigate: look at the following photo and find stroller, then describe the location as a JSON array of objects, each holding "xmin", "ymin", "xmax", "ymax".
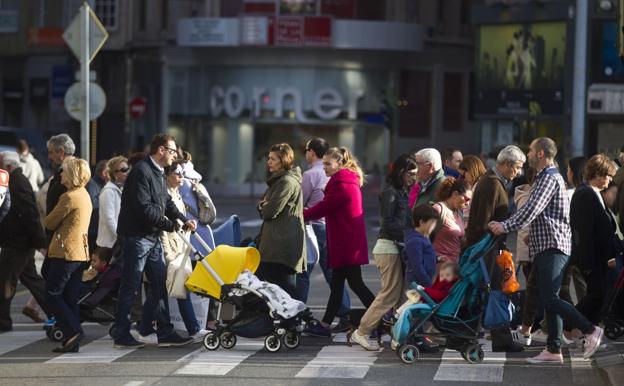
[
  {"xmin": 44, "ymin": 261, "xmax": 123, "ymax": 342},
  {"xmin": 180, "ymin": 231, "xmax": 313, "ymax": 353},
  {"xmin": 604, "ymin": 267, "xmax": 624, "ymax": 340},
  {"xmin": 392, "ymin": 234, "xmax": 504, "ymax": 364}
]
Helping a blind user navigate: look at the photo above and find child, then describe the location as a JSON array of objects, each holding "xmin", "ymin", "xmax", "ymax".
[
  {"xmin": 82, "ymin": 247, "xmax": 113, "ymax": 282},
  {"xmin": 396, "ymin": 261, "xmax": 460, "ymax": 316}
]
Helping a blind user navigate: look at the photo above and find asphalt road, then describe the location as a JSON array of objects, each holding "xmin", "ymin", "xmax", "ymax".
[{"xmin": 1, "ymin": 196, "xmax": 622, "ymax": 386}]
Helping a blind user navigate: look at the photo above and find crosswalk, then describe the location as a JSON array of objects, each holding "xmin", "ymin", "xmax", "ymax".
[{"xmin": 0, "ymin": 326, "xmax": 618, "ymax": 384}]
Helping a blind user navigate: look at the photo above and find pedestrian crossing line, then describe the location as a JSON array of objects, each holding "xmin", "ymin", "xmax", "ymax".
[
  {"xmin": 295, "ymin": 345, "xmax": 380, "ymax": 379},
  {"xmin": 332, "ymin": 332, "xmax": 391, "ymax": 344},
  {"xmin": 46, "ymin": 335, "xmax": 137, "ymax": 364},
  {"xmin": 433, "ymin": 341, "xmax": 506, "ymax": 383},
  {"xmin": 568, "ymin": 345, "xmax": 594, "ymax": 384},
  {"xmin": 0, "ymin": 331, "xmax": 45, "ymax": 356},
  {"xmin": 173, "ymin": 339, "xmax": 264, "ymax": 376}
]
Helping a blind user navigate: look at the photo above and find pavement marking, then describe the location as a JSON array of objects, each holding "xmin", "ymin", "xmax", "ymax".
[
  {"xmin": 568, "ymin": 345, "xmax": 596, "ymax": 384},
  {"xmin": 122, "ymin": 382, "xmax": 145, "ymax": 386},
  {"xmin": 433, "ymin": 340, "xmax": 505, "ymax": 383},
  {"xmin": 295, "ymin": 345, "xmax": 380, "ymax": 379},
  {"xmin": 174, "ymin": 339, "xmax": 263, "ymax": 376},
  {"xmin": 332, "ymin": 332, "xmax": 391, "ymax": 344},
  {"xmin": 46, "ymin": 335, "xmax": 137, "ymax": 364},
  {"xmin": 0, "ymin": 330, "xmax": 44, "ymax": 355}
]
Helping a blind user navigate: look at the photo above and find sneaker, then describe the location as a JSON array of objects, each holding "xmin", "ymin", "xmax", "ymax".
[
  {"xmin": 391, "ymin": 339, "xmax": 399, "ymax": 351},
  {"xmin": 582, "ymin": 326, "xmax": 604, "ymax": 359},
  {"xmin": 331, "ymin": 319, "xmax": 351, "ymax": 333},
  {"xmin": 130, "ymin": 329, "xmax": 158, "ymax": 345},
  {"xmin": 350, "ymin": 329, "xmax": 379, "ymax": 351},
  {"xmin": 158, "ymin": 332, "xmax": 194, "ymax": 348},
  {"xmin": 512, "ymin": 328, "xmax": 532, "ymax": 346},
  {"xmin": 191, "ymin": 329, "xmax": 209, "ymax": 343},
  {"xmin": 305, "ymin": 322, "xmax": 331, "ymax": 338},
  {"xmin": 526, "ymin": 349, "xmax": 564, "ymax": 364},
  {"xmin": 531, "ymin": 329, "xmax": 548, "ymax": 344},
  {"xmin": 113, "ymin": 336, "xmax": 145, "ymax": 349}
]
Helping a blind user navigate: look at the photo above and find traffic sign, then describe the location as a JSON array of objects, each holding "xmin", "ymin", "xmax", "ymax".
[
  {"xmin": 64, "ymin": 82, "xmax": 106, "ymax": 121},
  {"xmin": 62, "ymin": 6, "xmax": 108, "ymax": 63},
  {"xmin": 129, "ymin": 97, "xmax": 147, "ymax": 118}
]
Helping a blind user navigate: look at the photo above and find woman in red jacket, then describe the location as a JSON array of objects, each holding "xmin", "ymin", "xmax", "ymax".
[{"xmin": 304, "ymin": 147, "xmax": 375, "ymax": 337}]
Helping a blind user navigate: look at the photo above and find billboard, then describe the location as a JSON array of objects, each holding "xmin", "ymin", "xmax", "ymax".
[
  {"xmin": 474, "ymin": 22, "xmax": 567, "ymax": 116},
  {"xmin": 599, "ymin": 21, "xmax": 624, "ymax": 80}
]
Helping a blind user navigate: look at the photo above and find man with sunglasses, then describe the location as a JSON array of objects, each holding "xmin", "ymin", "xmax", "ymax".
[{"xmin": 113, "ymin": 134, "xmax": 196, "ymax": 349}]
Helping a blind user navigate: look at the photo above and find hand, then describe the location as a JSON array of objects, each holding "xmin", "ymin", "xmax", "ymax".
[
  {"xmin": 607, "ymin": 258, "xmax": 616, "ymax": 269},
  {"xmin": 182, "ymin": 220, "xmax": 197, "ymax": 232},
  {"xmin": 488, "ymin": 221, "xmax": 505, "ymax": 235}
]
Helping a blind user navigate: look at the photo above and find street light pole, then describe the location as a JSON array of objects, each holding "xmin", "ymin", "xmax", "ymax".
[
  {"xmin": 80, "ymin": 3, "xmax": 90, "ymax": 161},
  {"xmin": 571, "ymin": 0, "xmax": 588, "ymax": 157}
]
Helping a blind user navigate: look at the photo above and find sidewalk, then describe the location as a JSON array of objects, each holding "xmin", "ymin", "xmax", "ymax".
[{"xmin": 595, "ymin": 341, "xmax": 624, "ymax": 386}]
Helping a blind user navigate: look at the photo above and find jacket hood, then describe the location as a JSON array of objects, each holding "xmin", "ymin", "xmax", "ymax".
[
  {"xmin": 330, "ymin": 168, "xmax": 361, "ymax": 186},
  {"xmin": 267, "ymin": 166, "xmax": 302, "ymax": 186}
]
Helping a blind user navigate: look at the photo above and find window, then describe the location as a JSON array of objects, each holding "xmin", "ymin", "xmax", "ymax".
[
  {"xmin": 398, "ymin": 70, "xmax": 432, "ymax": 138},
  {"xmin": 138, "ymin": 0, "xmax": 146, "ymax": 31},
  {"xmin": 161, "ymin": 0, "xmax": 167, "ymax": 30},
  {"xmin": 95, "ymin": 0, "xmax": 118, "ymax": 31},
  {"xmin": 443, "ymin": 73, "xmax": 464, "ymax": 132}
]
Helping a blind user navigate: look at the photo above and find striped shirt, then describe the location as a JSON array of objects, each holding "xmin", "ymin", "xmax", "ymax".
[{"xmin": 501, "ymin": 165, "xmax": 571, "ymax": 258}]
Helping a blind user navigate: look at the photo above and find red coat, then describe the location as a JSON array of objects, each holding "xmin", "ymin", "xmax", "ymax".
[
  {"xmin": 304, "ymin": 169, "xmax": 369, "ymax": 269},
  {"xmin": 424, "ymin": 277, "xmax": 459, "ymax": 303}
]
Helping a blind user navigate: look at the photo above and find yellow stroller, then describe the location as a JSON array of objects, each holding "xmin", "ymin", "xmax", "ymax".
[{"xmin": 180, "ymin": 231, "xmax": 313, "ymax": 352}]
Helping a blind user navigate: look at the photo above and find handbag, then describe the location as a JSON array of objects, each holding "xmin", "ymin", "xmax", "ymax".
[
  {"xmin": 496, "ymin": 250, "xmax": 520, "ymax": 294},
  {"xmin": 166, "ymin": 243, "xmax": 192, "ymax": 299},
  {"xmin": 191, "ymin": 181, "xmax": 216, "ymax": 225},
  {"xmin": 483, "ymin": 289, "xmax": 515, "ymax": 329}
]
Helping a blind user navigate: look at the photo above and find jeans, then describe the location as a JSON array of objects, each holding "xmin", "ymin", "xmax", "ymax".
[
  {"xmin": 140, "ymin": 291, "xmax": 199, "ymax": 336},
  {"xmin": 45, "ymin": 259, "xmax": 85, "ymax": 339},
  {"xmin": 312, "ymin": 223, "xmax": 350, "ymax": 321},
  {"xmin": 255, "ymin": 262, "xmax": 297, "ymax": 298},
  {"xmin": 114, "ymin": 236, "xmax": 174, "ymax": 340},
  {"xmin": 295, "ymin": 262, "xmax": 316, "ymax": 303},
  {"xmin": 322, "ymin": 265, "xmax": 375, "ymax": 325},
  {"xmin": 533, "ymin": 249, "xmax": 593, "ymax": 353}
]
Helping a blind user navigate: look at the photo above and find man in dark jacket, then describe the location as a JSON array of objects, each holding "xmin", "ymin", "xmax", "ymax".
[
  {"xmin": 466, "ymin": 145, "xmax": 525, "ymax": 352},
  {"xmin": 0, "ymin": 152, "xmax": 51, "ymax": 331},
  {"xmin": 113, "ymin": 134, "xmax": 196, "ymax": 349}
]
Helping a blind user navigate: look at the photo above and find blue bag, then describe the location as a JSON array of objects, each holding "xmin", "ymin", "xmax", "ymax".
[{"xmin": 484, "ymin": 290, "xmax": 515, "ymax": 329}]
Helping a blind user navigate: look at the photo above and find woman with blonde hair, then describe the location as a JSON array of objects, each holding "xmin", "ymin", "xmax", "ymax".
[
  {"xmin": 44, "ymin": 157, "xmax": 92, "ymax": 353},
  {"xmin": 96, "ymin": 156, "xmax": 129, "ymax": 249},
  {"xmin": 304, "ymin": 147, "xmax": 375, "ymax": 337}
]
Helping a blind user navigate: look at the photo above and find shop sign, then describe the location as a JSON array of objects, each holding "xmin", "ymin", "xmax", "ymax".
[
  {"xmin": 276, "ymin": 17, "xmax": 303, "ymax": 46},
  {"xmin": 240, "ymin": 16, "xmax": 269, "ymax": 45},
  {"xmin": 303, "ymin": 16, "xmax": 331, "ymax": 47},
  {"xmin": 177, "ymin": 18, "xmax": 238, "ymax": 46},
  {"xmin": 27, "ymin": 27, "xmax": 65, "ymax": 46},
  {"xmin": 51, "ymin": 65, "xmax": 74, "ymax": 99},
  {"xmin": 0, "ymin": 10, "xmax": 18, "ymax": 33},
  {"xmin": 208, "ymin": 85, "xmax": 364, "ymax": 122}
]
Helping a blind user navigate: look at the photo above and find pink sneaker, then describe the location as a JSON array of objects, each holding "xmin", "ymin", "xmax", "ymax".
[
  {"xmin": 583, "ymin": 326, "xmax": 603, "ymax": 359},
  {"xmin": 526, "ymin": 349, "xmax": 564, "ymax": 364}
]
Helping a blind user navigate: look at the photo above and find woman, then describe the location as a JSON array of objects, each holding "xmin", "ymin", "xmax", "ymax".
[
  {"xmin": 571, "ymin": 154, "xmax": 618, "ymax": 325},
  {"xmin": 256, "ymin": 143, "xmax": 306, "ymax": 298},
  {"xmin": 304, "ymin": 147, "xmax": 375, "ymax": 337},
  {"xmin": 458, "ymin": 155, "xmax": 486, "ymax": 190},
  {"xmin": 44, "ymin": 157, "xmax": 92, "ymax": 353},
  {"xmin": 351, "ymin": 154, "xmax": 417, "ymax": 350},
  {"xmin": 431, "ymin": 177, "xmax": 471, "ymax": 264},
  {"xmin": 96, "ymin": 156, "xmax": 129, "ymax": 249}
]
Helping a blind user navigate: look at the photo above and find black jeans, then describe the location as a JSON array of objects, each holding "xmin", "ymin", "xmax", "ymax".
[
  {"xmin": 256, "ymin": 261, "xmax": 297, "ymax": 299},
  {"xmin": 45, "ymin": 259, "xmax": 85, "ymax": 339},
  {"xmin": 575, "ymin": 265, "xmax": 608, "ymax": 325},
  {"xmin": 322, "ymin": 265, "xmax": 375, "ymax": 325},
  {"xmin": 0, "ymin": 247, "xmax": 53, "ymax": 328}
]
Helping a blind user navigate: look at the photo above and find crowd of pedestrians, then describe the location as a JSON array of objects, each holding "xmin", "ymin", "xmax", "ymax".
[{"xmin": 0, "ymin": 132, "xmax": 621, "ymax": 365}]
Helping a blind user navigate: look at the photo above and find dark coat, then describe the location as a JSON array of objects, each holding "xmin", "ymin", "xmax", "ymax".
[
  {"xmin": 378, "ymin": 184, "xmax": 408, "ymax": 242},
  {"xmin": 304, "ymin": 169, "xmax": 369, "ymax": 269},
  {"xmin": 570, "ymin": 184, "xmax": 617, "ymax": 271},
  {"xmin": 466, "ymin": 169, "xmax": 509, "ymax": 246},
  {"xmin": 86, "ymin": 175, "xmax": 105, "ymax": 243},
  {"xmin": 117, "ymin": 157, "xmax": 187, "ymax": 239},
  {"xmin": 0, "ymin": 168, "xmax": 46, "ymax": 249}
]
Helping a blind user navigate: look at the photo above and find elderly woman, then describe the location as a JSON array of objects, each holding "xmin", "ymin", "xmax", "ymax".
[
  {"xmin": 44, "ymin": 157, "xmax": 92, "ymax": 353},
  {"xmin": 96, "ymin": 156, "xmax": 129, "ymax": 250},
  {"xmin": 256, "ymin": 143, "xmax": 306, "ymax": 298}
]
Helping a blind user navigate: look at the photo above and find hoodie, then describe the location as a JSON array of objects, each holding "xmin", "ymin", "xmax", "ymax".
[
  {"xmin": 257, "ymin": 167, "xmax": 306, "ymax": 273},
  {"xmin": 304, "ymin": 168, "xmax": 369, "ymax": 269}
]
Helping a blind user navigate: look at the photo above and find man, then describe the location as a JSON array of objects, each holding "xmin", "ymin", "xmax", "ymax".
[
  {"xmin": 442, "ymin": 147, "xmax": 463, "ymax": 178},
  {"xmin": 0, "ymin": 152, "xmax": 51, "ymax": 331},
  {"xmin": 408, "ymin": 148, "xmax": 445, "ymax": 208},
  {"xmin": 489, "ymin": 137, "xmax": 604, "ymax": 363},
  {"xmin": 297, "ymin": 138, "xmax": 351, "ymax": 333},
  {"xmin": 113, "ymin": 134, "xmax": 196, "ymax": 348},
  {"xmin": 466, "ymin": 145, "xmax": 525, "ymax": 352},
  {"xmin": 86, "ymin": 159, "xmax": 108, "ymax": 249},
  {"xmin": 615, "ymin": 145, "xmax": 624, "ymax": 185},
  {"xmin": 17, "ymin": 139, "xmax": 44, "ymax": 192}
]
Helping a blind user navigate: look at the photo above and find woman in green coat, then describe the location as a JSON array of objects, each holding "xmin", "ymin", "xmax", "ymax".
[{"xmin": 256, "ymin": 143, "xmax": 306, "ymax": 298}]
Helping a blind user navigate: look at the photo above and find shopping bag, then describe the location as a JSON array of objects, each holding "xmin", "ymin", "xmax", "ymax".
[
  {"xmin": 305, "ymin": 224, "xmax": 319, "ymax": 265},
  {"xmin": 496, "ymin": 250, "xmax": 520, "ymax": 294},
  {"xmin": 168, "ymin": 293, "xmax": 210, "ymax": 332},
  {"xmin": 166, "ymin": 251, "xmax": 192, "ymax": 299},
  {"xmin": 483, "ymin": 290, "xmax": 515, "ymax": 329}
]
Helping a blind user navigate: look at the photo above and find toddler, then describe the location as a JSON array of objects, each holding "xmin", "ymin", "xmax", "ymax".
[
  {"xmin": 82, "ymin": 247, "xmax": 113, "ymax": 282},
  {"xmin": 396, "ymin": 261, "xmax": 460, "ymax": 317}
]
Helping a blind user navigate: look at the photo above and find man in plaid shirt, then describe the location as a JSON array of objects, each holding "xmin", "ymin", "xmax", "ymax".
[{"xmin": 489, "ymin": 137, "xmax": 603, "ymax": 364}]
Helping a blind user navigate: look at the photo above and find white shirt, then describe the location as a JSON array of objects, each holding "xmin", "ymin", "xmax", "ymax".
[
  {"xmin": 96, "ymin": 181, "xmax": 122, "ymax": 248},
  {"xmin": 19, "ymin": 152, "xmax": 44, "ymax": 192}
]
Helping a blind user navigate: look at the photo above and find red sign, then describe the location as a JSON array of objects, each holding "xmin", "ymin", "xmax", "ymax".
[
  {"xmin": 276, "ymin": 17, "xmax": 303, "ymax": 46},
  {"xmin": 303, "ymin": 16, "xmax": 332, "ymax": 47},
  {"xmin": 321, "ymin": 0, "xmax": 355, "ymax": 18},
  {"xmin": 275, "ymin": 16, "xmax": 332, "ymax": 47},
  {"xmin": 243, "ymin": 0, "xmax": 276, "ymax": 14},
  {"xmin": 28, "ymin": 27, "xmax": 64, "ymax": 46},
  {"xmin": 129, "ymin": 98, "xmax": 147, "ymax": 119}
]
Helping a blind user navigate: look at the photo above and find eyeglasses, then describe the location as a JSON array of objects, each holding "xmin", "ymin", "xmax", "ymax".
[
  {"xmin": 162, "ymin": 145, "xmax": 177, "ymax": 155},
  {"xmin": 115, "ymin": 167, "xmax": 130, "ymax": 173}
]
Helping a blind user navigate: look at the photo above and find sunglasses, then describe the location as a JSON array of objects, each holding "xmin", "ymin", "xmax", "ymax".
[{"xmin": 115, "ymin": 167, "xmax": 130, "ymax": 173}]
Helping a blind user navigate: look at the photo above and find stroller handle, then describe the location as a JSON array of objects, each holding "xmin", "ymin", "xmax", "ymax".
[
  {"xmin": 176, "ymin": 220, "xmax": 215, "ymax": 257},
  {"xmin": 467, "ymin": 233, "xmax": 507, "ymax": 263}
]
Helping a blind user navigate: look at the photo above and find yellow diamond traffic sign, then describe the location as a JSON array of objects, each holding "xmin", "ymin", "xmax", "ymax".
[{"xmin": 62, "ymin": 4, "xmax": 108, "ymax": 63}]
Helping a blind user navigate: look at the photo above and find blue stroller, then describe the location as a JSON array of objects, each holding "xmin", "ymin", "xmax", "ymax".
[{"xmin": 393, "ymin": 234, "xmax": 504, "ymax": 364}]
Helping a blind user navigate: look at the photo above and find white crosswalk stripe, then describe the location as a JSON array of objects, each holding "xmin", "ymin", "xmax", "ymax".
[
  {"xmin": 46, "ymin": 335, "xmax": 138, "ymax": 364},
  {"xmin": 174, "ymin": 338, "xmax": 264, "ymax": 376},
  {"xmin": 434, "ymin": 340, "xmax": 506, "ymax": 383},
  {"xmin": 295, "ymin": 345, "xmax": 380, "ymax": 379},
  {"xmin": 0, "ymin": 330, "xmax": 44, "ymax": 355}
]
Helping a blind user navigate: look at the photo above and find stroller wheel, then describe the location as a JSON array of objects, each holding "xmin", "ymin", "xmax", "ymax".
[
  {"xmin": 203, "ymin": 331, "xmax": 220, "ymax": 350},
  {"xmin": 220, "ymin": 332, "xmax": 237, "ymax": 349},
  {"xmin": 50, "ymin": 326, "xmax": 64, "ymax": 342},
  {"xmin": 108, "ymin": 325, "xmax": 115, "ymax": 338},
  {"xmin": 463, "ymin": 344, "xmax": 484, "ymax": 364},
  {"xmin": 605, "ymin": 321, "xmax": 624, "ymax": 340},
  {"xmin": 398, "ymin": 344, "xmax": 420, "ymax": 364},
  {"xmin": 264, "ymin": 334, "xmax": 282, "ymax": 353},
  {"xmin": 283, "ymin": 332, "xmax": 300, "ymax": 349}
]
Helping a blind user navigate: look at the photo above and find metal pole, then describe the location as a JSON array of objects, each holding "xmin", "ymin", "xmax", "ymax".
[
  {"xmin": 571, "ymin": 0, "xmax": 588, "ymax": 156},
  {"xmin": 80, "ymin": 3, "xmax": 90, "ymax": 161}
]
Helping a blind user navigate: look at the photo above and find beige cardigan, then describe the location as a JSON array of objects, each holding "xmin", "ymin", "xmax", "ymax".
[{"xmin": 161, "ymin": 186, "xmax": 189, "ymax": 264}]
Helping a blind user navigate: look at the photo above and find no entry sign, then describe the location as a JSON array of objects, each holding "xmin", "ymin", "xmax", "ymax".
[{"xmin": 129, "ymin": 97, "xmax": 146, "ymax": 118}]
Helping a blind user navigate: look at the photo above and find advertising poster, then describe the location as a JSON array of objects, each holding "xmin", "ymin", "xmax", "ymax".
[{"xmin": 280, "ymin": 0, "xmax": 317, "ymax": 15}]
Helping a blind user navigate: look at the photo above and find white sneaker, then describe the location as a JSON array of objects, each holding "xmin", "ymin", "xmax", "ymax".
[
  {"xmin": 531, "ymin": 329, "xmax": 548, "ymax": 344},
  {"xmin": 130, "ymin": 329, "xmax": 158, "ymax": 345},
  {"xmin": 191, "ymin": 329, "xmax": 209, "ymax": 343},
  {"xmin": 511, "ymin": 328, "xmax": 532, "ymax": 346},
  {"xmin": 583, "ymin": 326, "xmax": 604, "ymax": 359},
  {"xmin": 350, "ymin": 329, "xmax": 379, "ymax": 351},
  {"xmin": 526, "ymin": 349, "xmax": 564, "ymax": 364}
]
